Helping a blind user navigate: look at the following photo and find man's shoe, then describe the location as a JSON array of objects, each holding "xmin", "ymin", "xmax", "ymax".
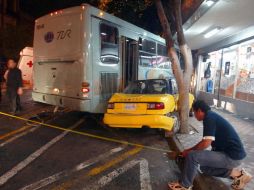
[
  {"xmin": 231, "ymin": 169, "xmax": 252, "ymax": 189},
  {"xmin": 168, "ymin": 182, "xmax": 192, "ymax": 190}
]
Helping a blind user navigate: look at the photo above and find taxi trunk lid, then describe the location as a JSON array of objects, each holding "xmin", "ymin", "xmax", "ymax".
[{"xmin": 109, "ymin": 93, "xmax": 170, "ymax": 114}]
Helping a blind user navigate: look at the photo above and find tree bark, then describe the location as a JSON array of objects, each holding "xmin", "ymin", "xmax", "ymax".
[{"xmin": 156, "ymin": 0, "xmax": 193, "ymax": 134}]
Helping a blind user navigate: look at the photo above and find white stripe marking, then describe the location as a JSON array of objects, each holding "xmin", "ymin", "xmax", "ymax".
[
  {"xmin": 19, "ymin": 146, "xmax": 125, "ymax": 190},
  {"xmin": 0, "ymin": 126, "xmax": 40, "ymax": 147},
  {"xmin": 0, "ymin": 119, "xmax": 84, "ymax": 186},
  {"xmin": 83, "ymin": 159, "xmax": 152, "ymax": 190}
]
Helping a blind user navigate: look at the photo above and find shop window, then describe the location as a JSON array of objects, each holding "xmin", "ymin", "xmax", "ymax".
[
  {"xmin": 100, "ymin": 23, "xmax": 119, "ymax": 64},
  {"xmin": 219, "ymin": 48, "xmax": 238, "ymax": 97},
  {"xmin": 236, "ymin": 42, "xmax": 254, "ymax": 102}
]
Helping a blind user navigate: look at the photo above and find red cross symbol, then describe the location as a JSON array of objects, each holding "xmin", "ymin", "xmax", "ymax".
[{"xmin": 27, "ymin": 61, "xmax": 33, "ymax": 68}]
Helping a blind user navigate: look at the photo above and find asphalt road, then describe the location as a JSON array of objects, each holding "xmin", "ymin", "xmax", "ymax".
[{"xmin": 0, "ymin": 90, "xmax": 180, "ymax": 190}]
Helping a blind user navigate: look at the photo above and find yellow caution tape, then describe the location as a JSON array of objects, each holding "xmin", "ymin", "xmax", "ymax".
[{"xmin": 0, "ymin": 111, "xmax": 171, "ymax": 153}]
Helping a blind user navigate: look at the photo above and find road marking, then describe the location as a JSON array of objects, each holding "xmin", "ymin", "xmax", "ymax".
[
  {"xmin": 0, "ymin": 111, "xmax": 170, "ymax": 153},
  {"xmin": 0, "ymin": 125, "xmax": 32, "ymax": 140},
  {"xmin": 0, "ymin": 126, "xmax": 40, "ymax": 147},
  {"xmin": 87, "ymin": 146, "xmax": 143, "ymax": 176},
  {"xmin": 19, "ymin": 147, "xmax": 125, "ymax": 190},
  {"xmin": 0, "ymin": 118, "xmax": 84, "ymax": 186},
  {"xmin": 83, "ymin": 159, "xmax": 152, "ymax": 190},
  {"xmin": 0, "ymin": 109, "xmax": 71, "ymax": 147},
  {"xmin": 54, "ymin": 147, "xmax": 143, "ymax": 190}
]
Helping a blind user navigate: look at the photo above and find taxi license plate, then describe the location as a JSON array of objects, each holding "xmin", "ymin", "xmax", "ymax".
[{"xmin": 125, "ymin": 103, "xmax": 137, "ymax": 110}]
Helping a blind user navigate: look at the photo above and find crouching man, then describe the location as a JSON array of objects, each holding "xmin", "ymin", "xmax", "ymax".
[{"xmin": 168, "ymin": 100, "xmax": 252, "ymax": 190}]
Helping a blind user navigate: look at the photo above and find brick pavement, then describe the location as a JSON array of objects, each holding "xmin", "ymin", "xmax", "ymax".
[{"xmin": 175, "ymin": 107, "xmax": 254, "ymax": 190}]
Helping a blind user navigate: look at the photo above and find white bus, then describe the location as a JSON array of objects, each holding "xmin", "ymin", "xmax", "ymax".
[{"xmin": 32, "ymin": 4, "xmax": 174, "ymax": 113}]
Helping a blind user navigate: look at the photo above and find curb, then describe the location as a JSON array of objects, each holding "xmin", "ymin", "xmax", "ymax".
[{"xmin": 168, "ymin": 131, "xmax": 230, "ymax": 190}]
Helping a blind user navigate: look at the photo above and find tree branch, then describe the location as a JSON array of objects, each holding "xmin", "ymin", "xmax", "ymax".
[
  {"xmin": 155, "ymin": 0, "xmax": 174, "ymax": 48},
  {"xmin": 173, "ymin": 0, "xmax": 186, "ymax": 46}
]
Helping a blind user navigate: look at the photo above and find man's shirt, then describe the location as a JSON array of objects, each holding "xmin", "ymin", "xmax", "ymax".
[
  {"xmin": 203, "ymin": 110, "xmax": 246, "ymax": 160},
  {"xmin": 7, "ymin": 68, "xmax": 22, "ymax": 89}
]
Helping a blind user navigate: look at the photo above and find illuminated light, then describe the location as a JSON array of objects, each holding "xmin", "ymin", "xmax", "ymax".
[
  {"xmin": 82, "ymin": 5, "xmax": 85, "ymax": 10},
  {"xmin": 139, "ymin": 43, "xmax": 143, "ymax": 46},
  {"xmin": 55, "ymin": 12, "xmax": 58, "ymax": 15},
  {"xmin": 205, "ymin": 0, "xmax": 215, "ymax": 7},
  {"xmin": 147, "ymin": 102, "xmax": 165, "ymax": 110},
  {"xmin": 101, "ymin": 32, "xmax": 107, "ymax": 36},
  {"xmin": 82, "ymin": 87, "xmax": 90, "ymax": 93},
  {"xmin": 204, "ymin": 27, "xmax": 222, "ymax": 38},
  {"xmin": 53, "ymin": 88, "xmax": 60, "ymax": 94},
  {"xmin": 50, "ymin": 13, "xmax": 53, "ymax": 16},
  {"xmin": 99, "ymin": 11, "xmax": 104, "ymax": 16}
]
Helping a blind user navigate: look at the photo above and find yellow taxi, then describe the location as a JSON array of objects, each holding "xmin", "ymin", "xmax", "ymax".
[{"xmin": 103, "ymin": 78, "xmax": 194, "ymax": 132}]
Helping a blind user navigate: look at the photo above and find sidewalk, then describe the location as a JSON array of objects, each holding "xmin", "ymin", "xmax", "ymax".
[{"xmin": 174, "ymin": 108, "xmax": 254, "ymax": 190}]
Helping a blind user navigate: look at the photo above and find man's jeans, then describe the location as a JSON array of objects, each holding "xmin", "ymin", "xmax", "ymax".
[
  {"xmin": 181, "ymin": 150, "xmax": 241, "ymax": 188},
  {"xmin": 7, "ymin": 88, "xmax": 21, "ymax": 113}
]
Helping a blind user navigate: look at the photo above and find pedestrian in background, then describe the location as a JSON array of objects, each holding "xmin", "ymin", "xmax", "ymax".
[{"xmin": 4, "ymin": 59, "xmax": 23, "ymax": 115}]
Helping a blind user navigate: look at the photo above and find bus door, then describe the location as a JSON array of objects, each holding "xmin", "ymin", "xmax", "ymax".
[{"xmin": 121, "ymin": 37, "xmax": 139, "ymax": 88}]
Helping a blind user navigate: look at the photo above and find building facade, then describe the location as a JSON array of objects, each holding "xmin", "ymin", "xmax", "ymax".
[
  {"xmin": 0, "ymin": 0, "xmax": 20, "ymax": 28},
  {"xmin": 195, "ymin": 27, "xmax": 254, "ymax": 120}
]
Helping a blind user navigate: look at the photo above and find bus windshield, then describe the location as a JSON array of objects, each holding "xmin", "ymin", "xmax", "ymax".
[{"xmin": 123, "ymin": 79, "xmax": 168, "ymax": 94}]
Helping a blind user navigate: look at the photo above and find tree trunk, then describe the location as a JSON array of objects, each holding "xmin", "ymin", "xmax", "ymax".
[{"xmin": 156, "ymin": 0, "xmax": 193, "ymax": 134}]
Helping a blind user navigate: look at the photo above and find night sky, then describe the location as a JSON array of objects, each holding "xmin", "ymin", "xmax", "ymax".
[
  {"xmin": 20, "ymin": 0, "xmax": 99, "ymax": 18},
  {"xmin": 19, "ymin": 0, "xmax": 161, "ymax": 34}
]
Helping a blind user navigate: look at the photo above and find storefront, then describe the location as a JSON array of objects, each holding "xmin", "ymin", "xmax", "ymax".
[{"xmin": 196, "ymin": 38, "xmax": 254, "ymax": 119}]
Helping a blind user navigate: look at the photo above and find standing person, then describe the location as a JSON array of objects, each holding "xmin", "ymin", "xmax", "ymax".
[
  {"xmin": 5, "ymin": 59, "xmax": 23, "ymax": 115},
  {"xmin": 168, "ymin": 100, "xmax": 252, "ymax": 190}
]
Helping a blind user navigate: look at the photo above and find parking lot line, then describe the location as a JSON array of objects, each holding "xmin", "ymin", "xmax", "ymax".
[
  {"xmin": 83, "ymin": 159, "xmax": 152, "ymax": 190},
  {"xmin": 53, "ymin": 146, "xmax": 142, "ymax": 190},
  {"xmin": 87, "ymin": 146, "xmax": 143, "ymax": 176},
  {"xmin": 19, "ymin": 146, "xmax": 125, "ymax": 190},
  {"xmin": 0, "ymin": 118, "xmax": 85, "ymax": 186},
  {"xmin": 0, "ymin": 125, "xmax": 32, "ymax": 141},
  {"xmin": 0, "ymin": 126, "xmax": 40, "ymax": 147},
  {"xmin": 0, "ymin": 111, "xmax": 170, "ymax": 153}
]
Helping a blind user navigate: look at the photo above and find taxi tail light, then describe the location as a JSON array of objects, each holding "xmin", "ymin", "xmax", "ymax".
[
  {"xmin": 107, "ymin": 103, "xmax": 114, "ymax": 109},
  {"xmin": 147, "ymin": 102, "xmax": 165, "ymax": 110}
]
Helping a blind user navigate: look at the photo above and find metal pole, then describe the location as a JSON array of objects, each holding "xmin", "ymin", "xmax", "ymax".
[{"xmin": 217, "ymin": 49, "xmax": 224, "ymax": 107}]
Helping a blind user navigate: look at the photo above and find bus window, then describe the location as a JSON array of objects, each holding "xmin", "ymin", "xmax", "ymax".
[
  {"xmin": 139, "ymin": 38, "xmax": 157, "ymax": 68},
  {"xmin": 139, "ymin": 39, "xmax": 156, "ymax": 54},
  {"xmin": 100, "ymin": 23, "xmax": 119, "ymax": 64},
  {"xmin": 171, "ymin": 79, "xmax": 178, "ymax": 94},
  {"xmin": 157, "ymin": 44, "xmax": 167, "ymax": 56},
  {"xmin": 157, "ymin": 44, "xmax": 171, "ymax": 69}
]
